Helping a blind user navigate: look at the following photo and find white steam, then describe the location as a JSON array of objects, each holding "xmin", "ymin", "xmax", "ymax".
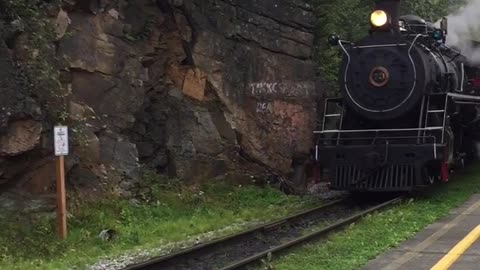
[{"xmin": 441, "ymin": 0, "xmax": 480, "ymax": 63}]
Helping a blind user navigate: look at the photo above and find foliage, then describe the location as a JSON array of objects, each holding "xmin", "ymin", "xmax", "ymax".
[
  {"xmin": 0, "ymin": 0, "xmax": 69, "ymax": 123},
  {"xmin": 0, "ymin": 0, "xmax": 97, "ymax": 147},
  {"xmin": 261, "ymin": 252, "xmax": 276, "ymax": 270},
  {"xmin": 271, "ymin": 164, "xmax": 480, "ymax": 270},
  {"xmin": 311, "ymin": 0, "xmax": 466, "ymax": 93},
  {"xmin": 125, "ymin": 16, "xmax": 156, "ymax": 42},
  {"xmin": 0, "ymin": 173, "xmax": 320, "ymax": 269},
  {"xmin": 400, "ymin": 0, "xmax": 466, "ymax": 22},
  {"xmin": 311, "ymin": 0, "xmax": 374, "ymax": 92}
]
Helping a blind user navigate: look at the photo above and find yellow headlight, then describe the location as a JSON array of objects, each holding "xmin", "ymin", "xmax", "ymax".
[{"xmin": 371, "ymin": 10, "xmax": 388, "ymax": 27}]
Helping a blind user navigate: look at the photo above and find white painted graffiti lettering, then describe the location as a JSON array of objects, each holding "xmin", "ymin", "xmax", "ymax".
[
  {"xmin": 257, "ymin": 102, "xmax": 268, "ymax": 113},
  {"xmin": 250, "ymin": 82, "xmax": 278, "ymax": 96},
  {"xmin": 248, "ymin": 81, "xmax": 315, "ymax": 98}
]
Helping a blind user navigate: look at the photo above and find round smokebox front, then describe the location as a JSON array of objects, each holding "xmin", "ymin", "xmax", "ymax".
[{"xmin": 341, "ymin": 45, "xmax": 424, "ymax": 120}]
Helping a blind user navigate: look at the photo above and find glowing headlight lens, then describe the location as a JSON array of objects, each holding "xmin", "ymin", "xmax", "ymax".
[{"xmin": 371, "ymin": 10, "xmax": 388, "ymax": 27}]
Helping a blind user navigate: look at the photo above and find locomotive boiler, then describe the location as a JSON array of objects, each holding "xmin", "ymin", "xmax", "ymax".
[{"xmin": 309, "ymin": 0, "xmax": 480, "ymax": 192}]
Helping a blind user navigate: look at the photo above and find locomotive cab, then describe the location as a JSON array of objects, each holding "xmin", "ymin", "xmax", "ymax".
[{"xmin": 310, "ymin": 0, "xmax": 480, "ymax": 192}]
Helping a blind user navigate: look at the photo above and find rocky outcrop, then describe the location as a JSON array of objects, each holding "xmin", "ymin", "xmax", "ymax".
[
  {"xmin": 0, "ymin": 119, "xmax": 42, "ymax": 156},
  {"xmin": 0, "ymin": 0, "xmax": 319, "ymax": 201},
  {"xmin": 162, "ymin": 0, "xmax": 319, "ymax": 177},
  {"xmin": 0, "ymin": 38, "xmax": 44, "ymax": 186}
]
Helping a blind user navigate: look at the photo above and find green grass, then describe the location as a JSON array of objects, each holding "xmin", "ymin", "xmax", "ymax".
[
  {"xmin": 0, "ymin": 174, "xmax": 320, "ymax": 270},
  {"xmin": 270, "ymin": 164, "xmax": 480, "ymax": 270}
]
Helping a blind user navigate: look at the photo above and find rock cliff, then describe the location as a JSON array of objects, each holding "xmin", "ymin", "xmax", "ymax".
[{"xmin": 0, "ymin": 0, "xmax": 319, "ymax": 207}]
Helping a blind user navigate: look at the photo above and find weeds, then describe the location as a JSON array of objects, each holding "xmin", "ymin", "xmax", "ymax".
[
  {"xmin": 272, "ymin": 164, "xmax": 480, "ymax": 270},
  {"xmin": 0, "ymin": 173, "xmax": 319, "ymax": 269},
  {"xmin": 261, "ymin": 252, "xmax": 276, "ymax": 270}
]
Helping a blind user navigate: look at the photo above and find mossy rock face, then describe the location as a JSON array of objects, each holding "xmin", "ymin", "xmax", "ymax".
[
  {"xmin": 0, "ymin": 0, "xmax": 320, "ymax": 203},
  {"xmin": 0, "ymin": 33, "xmax": 47, "ymax": 188},
  {"xmin": 0, "ymin": 48, "xmax": 42, "ymax": 129}
]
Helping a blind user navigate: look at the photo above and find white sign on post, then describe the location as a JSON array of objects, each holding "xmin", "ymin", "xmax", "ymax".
[{"xmin": 54, "ymin": 126, "xmax": 69, "ymax": 156}]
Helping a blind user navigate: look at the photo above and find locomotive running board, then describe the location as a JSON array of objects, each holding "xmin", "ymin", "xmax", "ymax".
[
  {"xmin": 448, "ymin": 92, "xmax": 480, "ymax": 101},
  {"xmin": 313, "ymin": 127, "xmax": 443, "ymax": 134},
  {"xmin": 314, "ymin": 93, "xmax": 480, "ymax": 136}
]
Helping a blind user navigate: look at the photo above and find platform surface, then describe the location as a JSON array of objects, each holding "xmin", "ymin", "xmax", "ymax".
[{"xmin": 362, "ymin": 194, "xmax": 480, "ymax": 270}]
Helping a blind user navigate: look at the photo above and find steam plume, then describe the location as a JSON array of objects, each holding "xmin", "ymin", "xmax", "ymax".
[{"xmin": 443, "ymin": 0, "xmax": 480, "ymax": 64}]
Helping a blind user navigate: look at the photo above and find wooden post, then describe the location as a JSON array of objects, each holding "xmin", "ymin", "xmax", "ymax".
[
  {"xmin": 56, "ymin": 155, "xmax": 67, "ymax": 240},
  {"xmin": 54, "ymin": 125, "xmax": 69, "ymax": 240}
]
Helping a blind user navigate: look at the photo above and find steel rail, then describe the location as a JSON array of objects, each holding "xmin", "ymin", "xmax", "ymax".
[
  {"xmin": 122, "ymin": 198, "xmax": 347, "ymax": 270},
  {"xmin": 221, "ymin": 196, "xmax": 403, "ymax": 270}
]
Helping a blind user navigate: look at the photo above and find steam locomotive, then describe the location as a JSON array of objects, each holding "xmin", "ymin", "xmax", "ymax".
[{"xmin": 307, "ymin": 0, "xmax": 480, "ymax": 192}]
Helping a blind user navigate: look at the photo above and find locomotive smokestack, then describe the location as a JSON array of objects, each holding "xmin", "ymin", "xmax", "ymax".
[{"xmin": 374, "ymin": 0, "xmax": 401, "ymax": 32}]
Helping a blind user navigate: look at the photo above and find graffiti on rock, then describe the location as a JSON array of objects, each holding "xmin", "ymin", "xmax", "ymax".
[
  {"xmin": 256, "ymin": 102, "xmax": 273, "ymax": 113},
  {"xmin": 248, "ymin": 81, "xmax": 315, "ymax": 98}
]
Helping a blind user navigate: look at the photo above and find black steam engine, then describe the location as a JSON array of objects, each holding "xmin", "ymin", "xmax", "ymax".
[{"xmin": 312, "ymin": 0, "xmax": 480, "ymax": 192}]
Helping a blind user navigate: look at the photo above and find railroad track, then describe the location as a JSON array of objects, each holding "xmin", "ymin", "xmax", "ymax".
[{"xmin": 123, "ymin": 196, "xmax": 403, "ymax": 270}]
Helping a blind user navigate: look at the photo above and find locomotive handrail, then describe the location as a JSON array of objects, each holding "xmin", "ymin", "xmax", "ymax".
[
  {"xmin": 454, "ymin": 101, "xmax": 480, "ymax": 105},
  {"xmin": 314, "ymin": 134, "xmax": 439, "ymax": 161},
  {"xmin": 318, "ymin": 92, "xmax": 480, "ymax": 141},
  {"xmin": 314, "ymin": 127, "xmax": 443, "ymax": 134},
  {"xmin": 315, "ymin": 135, "xmax": 438, "ymax": 149},
  {"xmin": 353, "ymin": 43, "xmax": 408, "ymax": 49},
  {"xmin": 448, "ymin": 92, "xmax": 480, "ymax": 101},
  {"xmin": 324, "ymin": 97, "xmax": 343, "ymax": 102},
  {"xmin": 315, "ymin": 135, "xmax": 437, "ymax": 142}
]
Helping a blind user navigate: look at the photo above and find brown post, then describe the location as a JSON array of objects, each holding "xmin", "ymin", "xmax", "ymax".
[
  {"xmin": 56, "ymin": 155, "xmax": 67, "ymax": 240},
  {"xmin": 54, "ymin": 125, "xmax": 69, "ymax": 239}
]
